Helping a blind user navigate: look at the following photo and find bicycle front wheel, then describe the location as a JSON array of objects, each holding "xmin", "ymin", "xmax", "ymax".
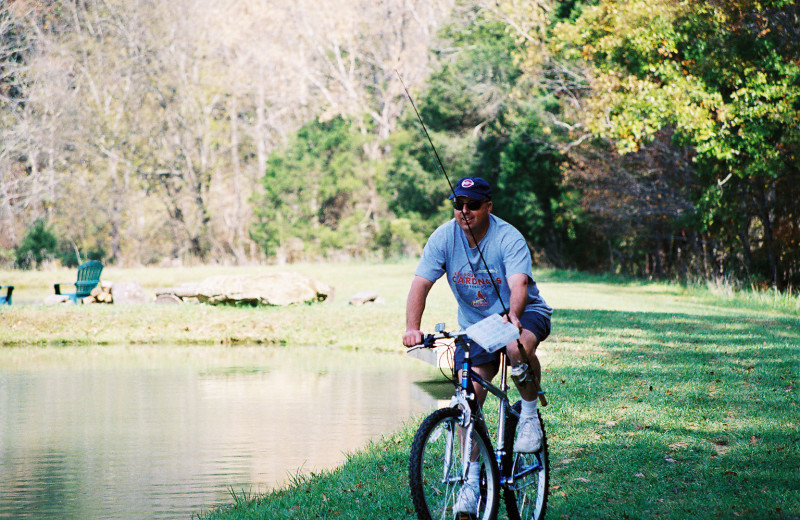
[
  {"xmin": 409, "ymin": 407, "xmax": 499, "ymax": 520},
  {"xmin": 503, "ymin": 402, "xmax": 550, "ymax": 520}
]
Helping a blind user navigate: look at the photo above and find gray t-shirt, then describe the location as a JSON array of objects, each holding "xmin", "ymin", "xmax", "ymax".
[{"xmin": 415, "ymin": 215, "xmax": 552, "ymax": 329}]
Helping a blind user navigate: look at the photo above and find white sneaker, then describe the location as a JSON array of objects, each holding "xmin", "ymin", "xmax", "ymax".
[
  {"xmin": 453, "ymin": 483, "xmax": 479, "ymax": 516},
  {"xmin": 514, "ymin": 414, "xmax": 542, "ymax": 453}
]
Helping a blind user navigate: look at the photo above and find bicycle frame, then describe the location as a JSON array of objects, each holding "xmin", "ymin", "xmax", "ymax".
[
  {"xmin": 409, "ymin": 325, "xmax": 550, "ymax": 520},
  {"xmin": 412, "ymin": 326, "xmax": 546, "ymax": 481},
  {"xmin": 452, "ymin": 333, "xmax": 545, "ymax": 488}
]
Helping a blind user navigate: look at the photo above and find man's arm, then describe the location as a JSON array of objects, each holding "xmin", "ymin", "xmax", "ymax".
[
  {"xmin": 506, "ymin": 272, "xmax": 529, "ymax": 330},
  {"xmin": 402, "ymin": 275, "xmax": 434, "ymax": 347}
]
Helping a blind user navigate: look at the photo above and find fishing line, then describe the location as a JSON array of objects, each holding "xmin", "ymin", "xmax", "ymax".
[{"xmin": 395, "ymin": 69, "xmax": 509, "ymax": 316}]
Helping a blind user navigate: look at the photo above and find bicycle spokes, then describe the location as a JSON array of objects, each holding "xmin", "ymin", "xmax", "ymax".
[
  {"xmin": 409, "ymin": 408, "xmax": 500, "ymax": 520},
  {"xmin": 509, "ymin": 452, "xmax": 544, "ymax": 482}
]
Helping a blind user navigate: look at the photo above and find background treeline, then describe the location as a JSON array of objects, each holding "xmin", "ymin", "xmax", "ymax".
[{"xmin": 1, "ymin": 0, "xmax": 798, "ymax": 290}]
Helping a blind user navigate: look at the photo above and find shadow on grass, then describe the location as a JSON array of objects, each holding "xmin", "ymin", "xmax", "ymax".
[
  {"xmin": 198, "ymin": 307, "xmax": 799, "ymax": 520},
  {"xmin": 541, "ymin": 308, "xmax": 799, "ymax": 519}
]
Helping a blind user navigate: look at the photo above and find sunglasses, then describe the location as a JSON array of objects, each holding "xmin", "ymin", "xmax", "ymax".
[{"xmin": 452, "ymin": 199, "xmax": 485, "ymax": 211}]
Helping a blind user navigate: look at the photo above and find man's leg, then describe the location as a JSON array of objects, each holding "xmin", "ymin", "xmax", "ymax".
[
  {"xmin": 507, "ymin": 329, "xmax": 542, "ymax": 400},
  {"xmin": 459, "ymin": 362, "xmax": 499, "ymax": 406},
  {"xmin": 506, "ymin": 329, "xmax": 543, "ymax": 452}
]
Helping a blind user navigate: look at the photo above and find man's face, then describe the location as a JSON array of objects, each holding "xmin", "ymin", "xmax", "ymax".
[{"xmin": 452, "ymin": 197, "xmax": 492, "ymax": 235}]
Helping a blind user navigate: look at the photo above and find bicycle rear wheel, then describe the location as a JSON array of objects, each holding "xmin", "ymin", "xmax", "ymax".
[
  {"xmin": 502, "ymin": 402, "xmax": 549, "ymax": 520},
  {"xmin": 409, "ymin": 407, "xmax": 499, "ymax": 520}
]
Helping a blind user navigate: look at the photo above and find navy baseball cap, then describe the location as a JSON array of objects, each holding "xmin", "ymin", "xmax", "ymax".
[{"xmin": 449, "ymin": 177, "xmax": 492, "ymax": 200}]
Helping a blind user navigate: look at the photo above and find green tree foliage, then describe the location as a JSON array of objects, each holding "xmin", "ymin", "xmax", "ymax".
[
  {"xmin": 477, "ymin": 109, "xmax": 590, "ymax": 267},
  {"xmin": 557, "ymin": 0, "xmax": 800, "ymax": 287},
  {"xmin": 15, "ymin": 219, "xmax": 58, "ymax": 269},
  {"xmin": 13, "ymin": 218, "xmax": 105, "ymax": 268},
  {"xmin": 380, "ymin": 123, "xmax": 455, "ymax": 240},
  {"xmin": 383, "ymin": 7, "xmax": 521, "ymax": 239},
  {"xmin": 250, "ymin": 117, "xmax": 386, "ymax": 260},
  {"xmin": 385, "ymin": 5, "xmax": 587, "ymax": 267}
]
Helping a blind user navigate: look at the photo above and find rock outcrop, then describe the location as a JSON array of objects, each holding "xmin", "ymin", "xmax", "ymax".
[{"xmin": 155, "ymin": 272, "xmax": 333, "ymax": 306}]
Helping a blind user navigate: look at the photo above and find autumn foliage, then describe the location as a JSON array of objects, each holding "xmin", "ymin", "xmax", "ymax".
[{"xmin": 1, "ymin": 0, "xmax": 797, "ymax": 289}]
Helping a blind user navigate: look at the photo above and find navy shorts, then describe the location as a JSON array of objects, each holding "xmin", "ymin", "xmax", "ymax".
[{"xmin": 454, "ymin": 311, "xmax": 551, "ymax": 369}]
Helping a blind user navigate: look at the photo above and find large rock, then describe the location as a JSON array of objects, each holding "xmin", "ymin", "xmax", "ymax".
[
  {"xmin": 349, "ymin": 291, "xmax": 385, "ymax": 306},
  {"xmin": 156, "ymin": 272, "xmax": 333, "ymax": 306},
  {"xmin": 111, "ymin": 281, "xmax": 149, "ymax": 304}
]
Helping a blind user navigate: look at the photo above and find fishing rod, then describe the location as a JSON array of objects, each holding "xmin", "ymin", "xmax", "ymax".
[{"xmin": 394, "ymin": 69, "xmax": 508, "ymax": 316}]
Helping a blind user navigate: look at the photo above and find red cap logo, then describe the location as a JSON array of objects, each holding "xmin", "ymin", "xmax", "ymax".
[{"xmin": 461, "ymin": 179, "xmax": 475, "ymax": 188}]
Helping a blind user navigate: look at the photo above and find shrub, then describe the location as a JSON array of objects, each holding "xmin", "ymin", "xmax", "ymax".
[{"xmin": 15, "ymin": 219, "xmax": 58, "ymax": 269}]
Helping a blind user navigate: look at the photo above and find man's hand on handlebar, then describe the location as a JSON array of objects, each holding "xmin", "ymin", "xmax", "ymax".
[{"xmin": 403, "ymin": 329, "xmax": 424, "ymax": 348}]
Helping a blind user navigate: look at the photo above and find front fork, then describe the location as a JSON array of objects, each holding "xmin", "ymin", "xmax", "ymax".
[
  {"xmin": 496, "ymin": 351, "xmax": 510, "ymax": 484},
  {"xmin": 456, "ymin": 345, "xmax": 475, "ymax": 484},
  {"xmin": 456, "ymin": 346, "xmax": 537, "ymax": 487}
]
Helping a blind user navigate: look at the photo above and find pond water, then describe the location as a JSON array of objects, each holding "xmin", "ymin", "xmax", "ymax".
[{"xmin": 0, "ymin": 345, "xmax": 445, "ymax": 519}]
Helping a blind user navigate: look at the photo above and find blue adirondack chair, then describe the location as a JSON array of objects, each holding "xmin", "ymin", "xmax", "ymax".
[
  {"xmin": 0, "ymin": 285, "xmax": 12, "ymax": 305},
  {"xmin": 54, "ymin": 260, "xmax": 104, "ymax": 304}
]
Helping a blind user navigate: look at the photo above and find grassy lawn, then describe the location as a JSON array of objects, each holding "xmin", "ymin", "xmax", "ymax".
[
  {"xmin": 0, "ymin": 261, "xmax": 436, "ymax": 348},
  {"xmin": 1, "ymin": 262, "xmax": 798, "ymax": 519}
]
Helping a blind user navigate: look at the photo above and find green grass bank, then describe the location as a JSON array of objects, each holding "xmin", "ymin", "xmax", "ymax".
[{"xmin": 1, "ymin": 261, "xmax": 798, "ymax": 519}]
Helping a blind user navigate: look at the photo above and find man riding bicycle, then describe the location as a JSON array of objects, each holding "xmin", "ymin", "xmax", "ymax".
[{"xmin": 402, "ymin": 176, "xmax": 553, "ymax": 517}]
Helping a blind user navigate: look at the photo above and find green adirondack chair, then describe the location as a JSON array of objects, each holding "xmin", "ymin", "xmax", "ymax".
[
  {"xmin": 0, "ymin": 285, "xmax": 12, "ymax": 305},
  {"xmin": 54, "ymin": 260, "xmax": 104, "ymax": 304}
]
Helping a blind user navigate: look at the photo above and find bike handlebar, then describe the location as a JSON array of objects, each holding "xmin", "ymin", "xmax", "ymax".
[{"xmin": 406, "ymin": 329, "xmax": 467, "ymax": 352}]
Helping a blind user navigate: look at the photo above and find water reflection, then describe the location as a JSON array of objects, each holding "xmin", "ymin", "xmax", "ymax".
[{"xmin": 0, "ymin": 345, "xmax": 440, "ymax": 519}]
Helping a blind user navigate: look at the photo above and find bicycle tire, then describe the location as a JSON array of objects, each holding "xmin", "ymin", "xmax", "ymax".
[
  {"xmin": 409, "ymin": 407, "xmax": 500, "ymax": 520},
  {"xmin": 502, "ymin": 402, "xmax": 550, "ymax": 520}
]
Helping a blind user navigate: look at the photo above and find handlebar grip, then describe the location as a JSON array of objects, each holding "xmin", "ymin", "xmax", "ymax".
[
  {"xmin": 405, "ymin": 333, "xmax": 437, "ymax": 352},
  {"xmin": 405, "ymin": 333, "xmax": 432, "ymax": 353}
]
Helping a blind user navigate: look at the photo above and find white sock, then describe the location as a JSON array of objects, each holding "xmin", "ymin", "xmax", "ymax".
[
  {"xmin": 520, "ymin": 397, "xmax": 538, "ymax": 419},
  {"xmin": 467, "ymin": 462, "xmax": 481, "ymax": 487}
]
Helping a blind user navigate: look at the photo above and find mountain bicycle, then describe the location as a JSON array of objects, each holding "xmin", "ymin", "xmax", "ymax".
[{"xmin": 407, "ymin": 323, "xmax": 550, "ymax": 520}]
